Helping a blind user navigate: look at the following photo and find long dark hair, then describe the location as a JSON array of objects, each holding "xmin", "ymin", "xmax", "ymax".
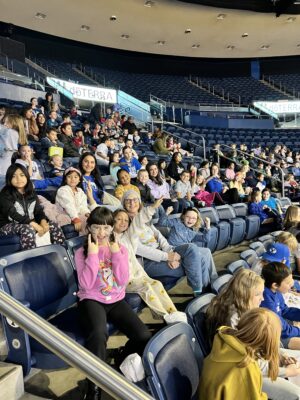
[
  {"xmin": 83, "ymin": 207, "xmax": 115, "ymax": 257},
  {"xmin": 146, "ymin": 161, "xmax": 164, "ymax": 186},
  {"xmin": 78, "ymin": 152, "xmax": 104, "ymax": 191},
  {"xmin": 2, "ymin": 164, "xmax": 34, "ymax": 198}
]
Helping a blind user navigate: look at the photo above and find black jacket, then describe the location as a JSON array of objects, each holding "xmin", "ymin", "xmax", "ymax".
[
  {"xmin": 58, "ymin": 134, "xmax": 79, "ymax": 157},
  {"xmin": 0, "ymin": 188, "xmax": 46, "ymax": 228}
]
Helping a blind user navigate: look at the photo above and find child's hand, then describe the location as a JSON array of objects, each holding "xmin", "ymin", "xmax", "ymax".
[
  {"xmin": 30, "ymin": 221, "xmax": 44, "ymax": 236},
  {"xmin": 204, "ymin": 217, "xmax": 211, "ymax": 229},
  {"xmin": 152, "ymin": 197, "xmax": 164, "ymax": 209},
  {"xmin": 86, "ymin": 181, "xmax": 94, "ymax": 200},
  {"xmin": 73, "ymin": 221, "xmax": 82, "ymax": 232},
  {"xmin": 40, "ymin": 220, "xmax": 49, "ymax": 233},
  {"xmin": 168, "ymin": 260, "xmax": 180, "ymax": 269},
  {"xmin": 88, "ymin": 234, "xmax": 98, "ymax": 255},
  {"xmin": 166, "ymin": 206, "xmax": 174, "ymax": 215},
  {"xmin": 109, "ymin": 232, "xmax": 120, "ymax": 253}
]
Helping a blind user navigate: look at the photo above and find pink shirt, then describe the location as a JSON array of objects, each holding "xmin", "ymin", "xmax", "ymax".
[{"xmin": 75, "ymin": 244, "xmax": 129, "ymax": 304}]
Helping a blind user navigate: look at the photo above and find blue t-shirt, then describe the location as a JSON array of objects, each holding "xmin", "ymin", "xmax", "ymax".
[{"xmin": 82, "ymin": 175, "xmax": 102, "ymax": 205}]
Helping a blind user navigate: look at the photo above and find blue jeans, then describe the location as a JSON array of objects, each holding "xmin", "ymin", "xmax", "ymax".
[{"xmin": 143, "ymin": 243, "xmax": 216, "ymax": 292}]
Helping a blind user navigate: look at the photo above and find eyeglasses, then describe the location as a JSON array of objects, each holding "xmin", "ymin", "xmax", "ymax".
[
  {"xmin": 89, "ymin": 225, "xmax": 113, "ymax": 234},
  {"xmin": 124, "ymin": 198, "xmax": 139, "ymax": 204}
]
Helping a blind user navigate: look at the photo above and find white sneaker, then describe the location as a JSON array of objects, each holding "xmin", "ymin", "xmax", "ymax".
[{"xmin": 163, "ymin": 311, "xmax": 187, "ymax": 324}]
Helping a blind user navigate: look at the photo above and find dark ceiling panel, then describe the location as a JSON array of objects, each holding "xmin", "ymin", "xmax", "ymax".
[{"xmin": 177, "ymin": 0, "xmax": 300, "ymax": 15}]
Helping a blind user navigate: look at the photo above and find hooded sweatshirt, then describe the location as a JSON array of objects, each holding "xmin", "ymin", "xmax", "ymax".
[{"xmin": 199, "ymin": 327, "xmax": 267, "ymax": 400}]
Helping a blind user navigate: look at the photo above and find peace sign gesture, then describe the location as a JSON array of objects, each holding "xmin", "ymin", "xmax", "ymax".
[{"xmin": 88, "ymin": 234, "xmax": 98, "ymax": 255}]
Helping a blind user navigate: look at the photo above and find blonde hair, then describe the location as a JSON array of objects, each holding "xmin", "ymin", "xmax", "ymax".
[
  {"xmin": 4, "ymin": 114, "xmax": 27, "ymax": 145},
  {"xmin": 283, "ymin": 205, "xmax": 300, "ymax": 229},
  {"xmin": 180, "ymin": 207, "xmax": 201, "ymax": 230},
  {"xmin": 206, "ymin": 269, "xmax": 264, "ymax": 343},
  {"xmin": 223, "ymin": 308, "xmax": 280, "ymax": 381},
  {"xmin": 276, "ymin": 231, "xmax": 298, "ymax": 253}
]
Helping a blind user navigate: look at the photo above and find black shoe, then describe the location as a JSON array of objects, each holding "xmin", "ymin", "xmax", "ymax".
[{"xmin": 83, "ymin": 379, "xmax": 101, "ymax": 400}]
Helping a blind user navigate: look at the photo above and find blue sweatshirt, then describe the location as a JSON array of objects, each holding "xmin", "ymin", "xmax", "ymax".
[
  {"xmin": 248, "ymin": 202, "xmax": 269, "ymax": 222},
  {"xmin": 260, "ymin": 287, "xmax": 300, "ymax": 339},
  {"xmin": 158, "ymin": 210, "xmax": 211, "ymax": 247},
  {"xmin": 206, "ymin": 178, "xmax": 223, "ymax": 194}
]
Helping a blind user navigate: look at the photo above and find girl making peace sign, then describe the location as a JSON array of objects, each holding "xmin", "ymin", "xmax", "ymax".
[{"xmin": 75, "ymin": 207, "xmax": 151, "ymax": 399}]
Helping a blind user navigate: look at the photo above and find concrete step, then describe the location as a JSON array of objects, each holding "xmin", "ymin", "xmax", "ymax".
[
  {"xmin": 0, "ymin": 361, "xmax": 24, "ymax": 400},
  {"xmin": 20, "ymin": 393, "xmax": 51, "ymax": 400}
]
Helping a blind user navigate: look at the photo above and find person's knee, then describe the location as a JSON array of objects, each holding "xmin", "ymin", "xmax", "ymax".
[{"xmin": 23, "ymin": 225, "xmax": 36, "ymax": 236}]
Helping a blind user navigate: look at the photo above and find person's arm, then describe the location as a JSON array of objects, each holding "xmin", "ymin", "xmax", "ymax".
[
  {"xmin": 110, "ymin": 244, "xmax": 129, "ymax": 286},
  {"xmin": 33, "ymin": 195, "xmax": 48, "ymax": 223},
  {"xmin": 136, "ymin": 242, "xmax": 169, "ymax": 262},
  {"xmin": 262, "ymin": 294, "xmax": 300, "ymax": 339},
  {"xmin": 157, "ymin": 207, "xmax": 176, "ymax": 228}
]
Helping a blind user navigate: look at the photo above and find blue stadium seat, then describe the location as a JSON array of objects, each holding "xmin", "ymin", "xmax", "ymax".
[
  {"xmin": 211, "ymin": 274, "xmax": 232, "ymax": 294},
  {"xmin": 240, "ymin": 249, "xmax": 258, "ymax": 268},
  {"xmin": 199, "ymin": 207, "xmax": 230, "ymax": 251},
  {"xmin": 227, "ymin": 260, "xmax": 249, "ymax": 275},
  {"xmin": 0, "ymin": 234, "xmax": 22, "ymax": 257},
  {"xmin": 249, "ymin": 241, "xmax": 266, "ymax": 257},
  {"xmin": 0, "ymin": 245, "xmax": 82, "ymax": 375},
  {"xmin": 143, "ymin": 322, "xmax": 203, "ymax": 400},
  {"xmin": 185, "ymin": 293, "xmax": 215, "ymax": 357},
  {"xmin": 231, "ymin": 203, "xmax": 260, "ymax": 240},
  {"xmin": 258, "ymin": 234, "xmax": 274, "ymax": 249},
  {"xmin": 215, "ymin": 205, "xmax": 246, "ymax": 245}
]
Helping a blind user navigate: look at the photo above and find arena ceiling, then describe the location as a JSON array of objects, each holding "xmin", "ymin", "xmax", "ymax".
[{"xmin": 1, "ymin": 0, "xmax": 300, "ymax": 59}]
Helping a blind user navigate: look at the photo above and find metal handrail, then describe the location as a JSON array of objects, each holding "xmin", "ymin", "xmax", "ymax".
[
  {"xmin": 0, "ymin": 290, "xmax": 153, "ymax": 400},
  {"xmin": 215, "ymin": 142, "xmax": 285, "ymax": 197},
  {"xmin": 162, "ymin": 121, "xmax": 206, "ymax": 159}
]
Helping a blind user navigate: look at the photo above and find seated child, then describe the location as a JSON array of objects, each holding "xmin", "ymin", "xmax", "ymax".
[
  {"xmin": 261, "ymin": 262, "xmax": 300, "ymax": 350},
  {"xmin": 174, "ymin": 170, "xmax": 194, "ymax": 209},
  {"xmin": 200, "ymin": 308, "xmax": 281, "ymax": 400},
  {"xmin": 15, "ymin": 145, "xmax": 43, "ymax": 180},
  {"xmin": 114, "ymin": 169, "xmax": 140, "ymax": 201},
  {"xmin": 49, "ymin": 155, "xmax": 65, "ymax": 177},
  {"xmin": 158, "ymin": 206, "xmax": 211, "ymax": 248}
]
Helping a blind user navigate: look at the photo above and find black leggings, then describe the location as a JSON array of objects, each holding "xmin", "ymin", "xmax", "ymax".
[{"xmin": 78, "ymin": 299, "xmax": 151, "ymax": 362}]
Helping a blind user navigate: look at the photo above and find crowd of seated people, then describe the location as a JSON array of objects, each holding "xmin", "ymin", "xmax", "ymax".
[{"xmin": 2, "ymin": 91, "xmax": 300, "ymax": 399}]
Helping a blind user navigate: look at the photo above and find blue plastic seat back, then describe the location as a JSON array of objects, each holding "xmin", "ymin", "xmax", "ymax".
[
  {"xmin": 0, "ymin": 245, "xmax": 77, "ymax": 318},
  {"xmin": 249, "ymin": 241, "xmax": 266, "ymax": 257},
  {"xmin": 143, "ymin": 323, "xmax": 203, "ymax": 400},
  {"xmin": 211, "ymin": 274, "xmax": 233, "ymax": 294},
  {"xmin": 186, "ymin": 294, "xmax": 216, "ymax": 357},
  {"xmin": 227, "ymin": 260, "xmax": 249, "ymax": 275},
  {"xmin": 240, "ymin": 249, "xmax": 258, "ymax": 267}
]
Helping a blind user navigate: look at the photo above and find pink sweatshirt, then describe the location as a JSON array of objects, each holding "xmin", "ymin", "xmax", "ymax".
[{"xmin": 75, "ymin": 244, "xmax": 129, "ymax": 304}]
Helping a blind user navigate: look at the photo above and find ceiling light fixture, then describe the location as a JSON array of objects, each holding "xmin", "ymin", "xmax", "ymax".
[
  {"xmin": 260, "ymin": 45, "xmax": 270, "ymax": 50},
  {"xmin": 227, "ymin": 45, "xmax": 235, "ymax": 50},
  {"xmin": 287, "ymin": 16, "xmax": 296, "ymax": 22},
  {"xmin": 35, "ymin": 12, "xmax": 46, "ymax": 20},
  {"xmin": 144, "ymin": 0, "xmax": 155, "ymax": 7},
  {"xmin": 81, "ymin": 25, "xmax": 90, "ymax": 31},
  {"xmin": 121, "ymin": 34, "xmax": 130, "ymax": 39},
  {"xmin": 185, "ymin": 28, "xmax": 191, "ymax": 34},
  {"xmin": 192, "ymin": 44, "xmax": 200, "ymax": 48},
  {"xmin": 241, "ymin": 33, "xmax": 249, "ymax": 38},
  {"xmin": 217, "ymin": 14, "xmax": 226, "ymax": 20},
  {"xmin": 110, "ymin": 16, "xmax": 117, "ymax": 21},
  {"xmin": 157, "ymin": 40, "xmax": 165, "ymax": 45}
]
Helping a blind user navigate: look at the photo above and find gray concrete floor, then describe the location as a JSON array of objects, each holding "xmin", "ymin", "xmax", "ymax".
[{"xmin": 23, "ymin": 242, "xmax": 249, "ymax": 399}]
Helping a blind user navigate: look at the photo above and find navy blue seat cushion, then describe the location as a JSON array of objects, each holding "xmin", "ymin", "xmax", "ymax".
[{"xmin": 155, "ymin": 334, "xmax": 200, "ymax": 400}]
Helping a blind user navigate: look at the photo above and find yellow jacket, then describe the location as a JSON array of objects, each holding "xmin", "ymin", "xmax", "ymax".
[{"xmin": 199, "ymin": 327, "xmax": 267, "ymax": 400}]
